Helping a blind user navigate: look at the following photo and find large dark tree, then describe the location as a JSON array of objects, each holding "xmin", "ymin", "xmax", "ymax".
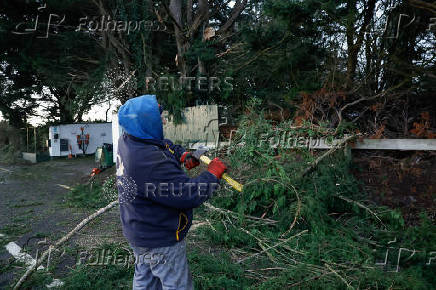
[
  {"xmin": 0, "ymin": 0, "xmax": 107, "ymax": 124},
  {"xmin": 0, "ymin": 63, "xmax": 41, "ymax": 128},
  {"xmin": 0, "ymin": 0, "xmax": 434, "ymax": 134}
]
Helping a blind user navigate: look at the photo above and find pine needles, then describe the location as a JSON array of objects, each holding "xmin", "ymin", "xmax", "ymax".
[{"xmin": 198, "ymin": 103, "xmax": 436, "ymax": 288}]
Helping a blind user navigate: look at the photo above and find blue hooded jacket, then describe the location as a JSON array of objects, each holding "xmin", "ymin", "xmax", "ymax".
[{"xmin": 116, "ymin": 95, "xmax": 219, "ymax": 248}]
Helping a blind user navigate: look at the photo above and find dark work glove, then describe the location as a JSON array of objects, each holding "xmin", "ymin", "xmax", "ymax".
[{"xmin": 180, "ymin": 152, "xmax": 200, "ymax": 170}]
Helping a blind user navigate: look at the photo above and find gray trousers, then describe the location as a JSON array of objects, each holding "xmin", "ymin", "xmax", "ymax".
[{"xmin": 130, "ymin": 239, "xmax": 193, "ymax": 290}]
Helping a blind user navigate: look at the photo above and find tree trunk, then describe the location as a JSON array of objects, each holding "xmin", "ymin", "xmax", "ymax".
[
  {"xmin": 170, "ymin": 0, "xmax": 189, "ymax": 77},
  {"xmin": 167, "ymin": 0, "xmax": 246, "ymax": 78},
  {"xmin": 346, "ymin": 0, "xmax": 376, "ymax": 88},
  {"xmin": 58, "ymin": 96, "xmax": 75, "ymax": 123}
]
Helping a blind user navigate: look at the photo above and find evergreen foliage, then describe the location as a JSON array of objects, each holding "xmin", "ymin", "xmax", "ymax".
[{"xmin": 197, "ymin": 101, "xmax": 436, "ymax": 288}]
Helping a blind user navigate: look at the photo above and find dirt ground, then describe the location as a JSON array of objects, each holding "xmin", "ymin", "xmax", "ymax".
[
  {"xmin": 0, "ymin": 156, "xmax": 207, "ymax": 288},
  {"xmin": 0, "ymin": 156, "xmax": 124, "ymax": 288},
  {"xmin": 352, "ymin": 150, "xmax": 436, "ymax": 225}
]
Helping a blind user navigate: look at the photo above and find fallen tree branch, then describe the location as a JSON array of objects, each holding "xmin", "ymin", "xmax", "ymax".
[
  {"xmin": 288, "ymin": 270, "xmax": 336, "ymax": 288},
  {"xmin": 13, "ymin": 200, "xmax": 119, "ymax": 289},
  {"xmin": 335, "ymin": 80, "xmax": 408, "ymax": 133},
  {"xmin": 302, "ymin": 135, "xmax": 356, "ymax": 177},
  {"xmin": 237, "ymin": 230, "xmax": 308, "ymax": 264},
  {"xmin": 203, "ymin": 202, "xmax": 278, "ymax": 225},
  {"xmin": 239, "ymin": 227, "xmax": 277, "ymax": 263},
  {"xmin": 324, "ymin": 262, "xmax": 354, "ymax": 289},
  {"xmin": 252, "ymin": 178, "xmax": 301, "ymax": 238},
  {"xmin": 280, "ymin": 183, "xmax": 301, "ymax": 237},
  {"xmin": 336, "ymin": 195, "xmax": 385, "ymax": 228}
]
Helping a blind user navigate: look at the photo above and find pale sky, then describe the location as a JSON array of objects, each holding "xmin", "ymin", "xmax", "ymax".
[{"xmin": 0, "ymin": 99, "xmax": 121, "ymax": 126}]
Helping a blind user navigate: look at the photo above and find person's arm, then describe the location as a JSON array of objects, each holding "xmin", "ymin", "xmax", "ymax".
[
  {"xmin": 143, "ymin": 157, "xmax": 226, "ymax": 209},
  {"xmin": 163, "ymin": 139, "xmax": 200, "ymax": 170},
  {"xmin": 163, "ymin": 139, "xmax": 185, "ymax": 161}
]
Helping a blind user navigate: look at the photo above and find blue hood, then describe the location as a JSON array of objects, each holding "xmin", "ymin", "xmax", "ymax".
[{"xmin": 118, "ymin": 95, "xmax": 163, "ymax": 140}]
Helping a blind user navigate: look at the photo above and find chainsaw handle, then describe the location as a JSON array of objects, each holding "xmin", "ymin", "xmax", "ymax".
[{"xmin": 199, "ymin": 155, "xmax": 243, "ymax": 192}]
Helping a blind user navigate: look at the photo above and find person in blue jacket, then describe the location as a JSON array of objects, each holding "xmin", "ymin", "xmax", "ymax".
[{"xmin": 116, "ymin": 95, "xmax": 227, "ymax": 290}]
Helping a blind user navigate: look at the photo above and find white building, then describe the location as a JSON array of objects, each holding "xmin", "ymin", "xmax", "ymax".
[{"xmin": 48, "ymin": 123, "xmax": 113, "ymax": 157}]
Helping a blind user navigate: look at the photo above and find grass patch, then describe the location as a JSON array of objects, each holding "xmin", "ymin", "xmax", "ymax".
[
  {"xmin": 55, "ymin": 220, "xmax": 72, "ymax": 227},
  {"xmin": 9, "ymin": 167, "xmax": 51, "ymax": 181},
  {"xmin": 61, "ymin": 243, "xmax": 133, "ymax": 289},
  {"xmin": 19, "ymin": 271, "xmax": 53, "ymax": 289},
  {"xmin": 62, "ymin": 264, "xmax": 133, "ymax": 289},
  {"xmin": 0, "ymin": 223, "xmax": 30, "ymax": 237},
  {"xmin": 66, "ymin": 176, "xmax": 117, "ymax": 209},
  {"xmin": 188, "ymin": 251, "xmax": 254, "ymax": 289},
  {"xmin": 66, "ymin": 183, "xmax": 107, "ymax": 209},
  {"xmin": 11, "ymin": 215, "xmax": 32, "ymax": 223},
  {"xmin": 0, "ymin": 235, "xmax": 9, "ymax": 248},
  {"xmin": 0, "ymin": 258, "xmax": 17, "ymax": 276},
  {"xmin": 13, "ymin": 201, "xmax": 44, "ymax": 208},
  {"xmin": 0, "ymin": 259, "xmax": 29, "ymax": 289},
  {"xmin": 0, "ymin": 255, "xmax": 52, "ymax": 289}
]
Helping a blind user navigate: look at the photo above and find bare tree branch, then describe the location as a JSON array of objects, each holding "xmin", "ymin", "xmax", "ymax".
[
  {"xmin": 217, "ymin": 0, "xmax": 248, "ymax": 34},
  {"xmin": 186, "ymin": 0, "xmax": 193, "ymax": 27},
  {"xmin": 13, "ymin": 201, "xmax": 119, "ymax": 289},
  {"xmin": 408, "ymin": 0, "xmax": 436, "ymax": 13},
  {"xmin": 165, "ymin": 0, "xmax": 184, "ymax": 33},
  {"xmin": 189, "ymin": 0, "xmax": 209, "ymax": 38}
]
